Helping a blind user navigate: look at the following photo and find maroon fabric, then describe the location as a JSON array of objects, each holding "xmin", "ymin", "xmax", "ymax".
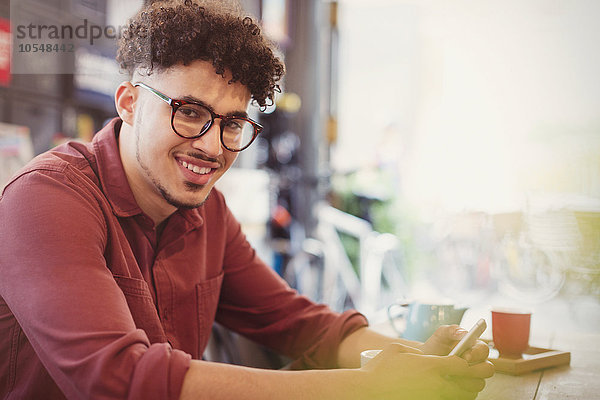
[{"xmin": 0, "ymin": 118, "xmax": 368, "ymax": 399}]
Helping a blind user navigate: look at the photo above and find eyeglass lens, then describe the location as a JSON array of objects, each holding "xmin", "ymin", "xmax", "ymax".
[{"xmin": 174, "ymin": 103, "xmax": 255, "ymax": 151}]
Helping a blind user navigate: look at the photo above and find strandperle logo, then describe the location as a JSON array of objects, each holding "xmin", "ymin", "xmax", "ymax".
[
  {"xmin": 15, "ymin": 19, "xmax": 127, "ymax": 46},
  {"xmin": 10, "ymin": 0, "xmax": 142, "ymax": 75}
]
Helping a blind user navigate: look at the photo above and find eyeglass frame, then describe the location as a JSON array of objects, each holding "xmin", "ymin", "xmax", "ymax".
[{"xmin": 133, "ymin": 82, "xmax": 263, "ymax": 152}]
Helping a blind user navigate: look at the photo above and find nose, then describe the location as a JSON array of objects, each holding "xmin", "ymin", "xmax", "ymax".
[{"xmin": 190, "ymin": 121, "xmax": 223, "ymax": 157}]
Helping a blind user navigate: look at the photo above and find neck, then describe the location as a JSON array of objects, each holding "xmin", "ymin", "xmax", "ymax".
[{"xmin": 127, "ymin": 173, "xmax": 177, "ymax": 226}]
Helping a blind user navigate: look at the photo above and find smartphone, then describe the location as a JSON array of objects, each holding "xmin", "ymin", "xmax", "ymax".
[{"xmin": 448, "ymin": 318, "xmax": 487, "ymax": 357}]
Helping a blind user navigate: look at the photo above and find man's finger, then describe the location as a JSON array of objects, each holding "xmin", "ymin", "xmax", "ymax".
[
  {"xmin": 436, "ymin": 355, "xmax": 471, "ymax": 375},
  {"xmin": 448, "ymin": 376, "xmax": 487, "ymax": 393},
  {"xmin": 462, "ymin": 340, "xmax": 490, "ymax": 363},
  {"xmin": 434, "ymin": 324, "xmax": 466, "ymax": 343},
  {"xmin": 438, "ymin": 356, "xmax": 495, "ymax": 379},
  {"xmin": 383, "ymin": 342, "xmax": 425, "ymax": 355},
  {"xmin": 438, "ymin": 377, "xmax": 479, "ymax": 400},
  {"xmin": 468, "ymin": 360, "xmax": 495, "ymax": 378}
]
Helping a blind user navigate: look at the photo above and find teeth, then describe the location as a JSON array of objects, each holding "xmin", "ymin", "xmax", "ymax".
[{"xmin": 181, "ymin": 160, "xmax": 211, "ymax": 175}]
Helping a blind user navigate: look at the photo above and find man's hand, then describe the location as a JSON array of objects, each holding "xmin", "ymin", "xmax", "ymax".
[
  {"xmin": 359, "ymin": 342, "xmax": 494, "ymax": 400},
  {"xmin": 411, "ymin": 324, "xmax": 494, "ymax": 397},
  {"xmin": 420, "ymin": 325, "xmax": 490, "ymax": 363}
]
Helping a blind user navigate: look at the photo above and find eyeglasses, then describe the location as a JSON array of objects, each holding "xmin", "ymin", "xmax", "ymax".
[{"xmin": 133, "ymin": 82, "xmax": 263, "ymax": 152}]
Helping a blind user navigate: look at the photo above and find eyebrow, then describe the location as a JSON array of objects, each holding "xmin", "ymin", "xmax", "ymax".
[{"xmin": 180, "ymin": 95, "xmax": 249, "ymax": 119}]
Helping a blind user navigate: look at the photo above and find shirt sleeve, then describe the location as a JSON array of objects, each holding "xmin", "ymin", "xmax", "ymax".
[
  {"xmin": 0, "ymin": 167, "xmax": 190, "ymax": 400},
  {"xmin": 213, "ymin": 192, "xmax": 369, "ymax": 369}
]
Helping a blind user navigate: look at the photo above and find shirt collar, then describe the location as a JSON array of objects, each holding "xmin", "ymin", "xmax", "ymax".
[{"xmin": 93, "ymin": 118, "xmax": 142, "ymax": 218}]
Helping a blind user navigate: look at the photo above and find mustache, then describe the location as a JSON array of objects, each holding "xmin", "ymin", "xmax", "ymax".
[{"xmin": 185, "ymin": 151, "xmax": 221, "ymax": 166}]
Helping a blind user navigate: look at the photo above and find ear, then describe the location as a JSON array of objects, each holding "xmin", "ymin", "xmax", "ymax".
[{"xmin": 114, "ymin": 81, "xmax": 137, "ymax": 125}]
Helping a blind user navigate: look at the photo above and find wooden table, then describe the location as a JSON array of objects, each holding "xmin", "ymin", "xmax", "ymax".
[
  {"xmin": 372, "ymin": 294, "xmax": 600, "ymax": 399},
  {"xmin": 479, "ymin": 331, "xmax": 600, "ymax": 400}
]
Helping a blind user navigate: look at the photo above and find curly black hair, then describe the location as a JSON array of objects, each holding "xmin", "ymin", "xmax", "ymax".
[{"xmin": 117, "ymin": 0, "xmax": 285, "ymax": 108}]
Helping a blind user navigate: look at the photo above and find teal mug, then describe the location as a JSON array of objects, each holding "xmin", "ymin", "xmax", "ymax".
[{"xmin": 387, "ymin": 301, "xmax": 468, "ymax": 342}]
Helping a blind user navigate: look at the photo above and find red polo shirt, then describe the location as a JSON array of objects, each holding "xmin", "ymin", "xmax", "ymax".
[{"xmin": 0, "ymin": 119, "xmax": 368, "ymax": 399}]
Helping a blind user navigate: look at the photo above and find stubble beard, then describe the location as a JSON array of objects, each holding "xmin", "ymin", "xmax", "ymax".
[{"xmin": 135, "ymin": 130, "xmax": 210, "ymax": 210}]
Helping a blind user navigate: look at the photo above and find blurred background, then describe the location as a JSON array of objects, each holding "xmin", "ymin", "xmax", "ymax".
[{"xmin": 1, "ymin": 0, "xmax": 599, "ymax": 331}]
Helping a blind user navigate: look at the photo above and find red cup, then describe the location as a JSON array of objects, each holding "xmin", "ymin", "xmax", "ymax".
[{"xmin": 491, "ymin": 309, "xmax": 531, "ymax": 358}]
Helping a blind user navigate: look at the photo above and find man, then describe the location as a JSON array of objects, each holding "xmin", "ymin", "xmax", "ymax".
[{"xmin": 0, "ymin": 1, "xmax": 493, "ymax": 399}]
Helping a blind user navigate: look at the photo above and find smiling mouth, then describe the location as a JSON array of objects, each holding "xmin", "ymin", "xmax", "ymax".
[{"xmin": 180, "ymin": 160, "xmax": 213, "ymax": 175}]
